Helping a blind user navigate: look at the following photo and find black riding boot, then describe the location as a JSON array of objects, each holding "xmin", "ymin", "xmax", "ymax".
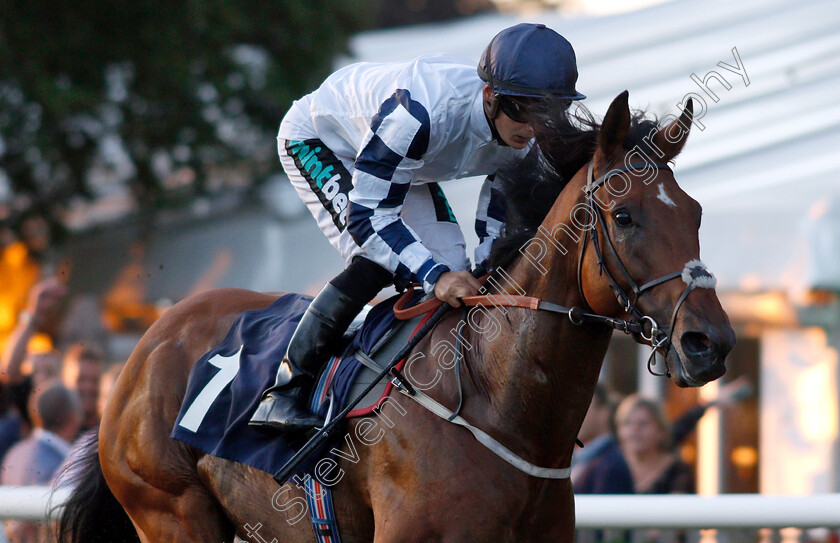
[{"xmin": 249, "ymin": 257, "xmax": 392, "ymax": 433}]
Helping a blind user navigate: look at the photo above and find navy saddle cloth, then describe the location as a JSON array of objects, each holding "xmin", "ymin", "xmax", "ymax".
[{"xmin": 170, "ymin": 291, "xmax": 418, "ymax": 479}]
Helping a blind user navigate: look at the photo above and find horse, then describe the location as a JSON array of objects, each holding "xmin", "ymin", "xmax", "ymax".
[{"xmin": 56, "ymin": 91, "xmax": 735, "ymax": 543}]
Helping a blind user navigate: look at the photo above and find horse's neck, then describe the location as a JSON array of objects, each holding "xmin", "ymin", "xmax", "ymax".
[{"xmin": 461, "ymin": 207, "xmax": 613, "ymax": 467}]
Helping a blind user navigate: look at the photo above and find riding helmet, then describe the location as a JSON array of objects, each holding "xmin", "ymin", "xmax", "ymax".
[{"xmin": 478, "ymin": 23, "xmax": 586, "ymax": 100}]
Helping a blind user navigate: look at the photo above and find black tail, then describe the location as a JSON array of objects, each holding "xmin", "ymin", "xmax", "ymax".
[{"xmin": 52, "ymin": 429, "xmax": 140, "ymax": 543}]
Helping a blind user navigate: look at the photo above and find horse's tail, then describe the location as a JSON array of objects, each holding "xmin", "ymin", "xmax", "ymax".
[{"xmin": 53, "ymin": 428, "xmax": 140, "ymax": 543}]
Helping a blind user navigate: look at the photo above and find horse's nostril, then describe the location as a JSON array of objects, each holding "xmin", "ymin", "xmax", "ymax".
[{"xmin": 682, "ymin": 331, "xmax": 714, "ymax": 357}]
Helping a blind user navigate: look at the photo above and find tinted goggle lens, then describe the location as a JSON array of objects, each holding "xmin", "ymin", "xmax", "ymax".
[{"xmin": 498, "ymin": 97, "xmax": 529, "ymax": 122}]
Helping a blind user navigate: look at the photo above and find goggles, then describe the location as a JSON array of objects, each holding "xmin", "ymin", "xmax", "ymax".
[{"xmin": 497, "ymin": 96, "xmax": 532, "ymax": 123}]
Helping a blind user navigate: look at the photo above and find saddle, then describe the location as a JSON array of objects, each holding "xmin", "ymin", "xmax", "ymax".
[
  {"xmin": 310, "ymin": 293, "xmax": 428, "ymax": 421},
  {"xmin": 170, "ymin": 291, "xmax": 429, "ymax": 478}
]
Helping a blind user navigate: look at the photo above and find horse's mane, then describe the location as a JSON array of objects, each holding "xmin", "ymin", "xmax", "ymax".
[{"xmin": 488, "ymin": 98, "xmax": 661, "ymax": 269}]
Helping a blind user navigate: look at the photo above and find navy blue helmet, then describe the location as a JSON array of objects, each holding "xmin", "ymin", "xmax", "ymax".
[{"xmin": 478, "ymin": 23, "xmax": 585, "ymax": 100}]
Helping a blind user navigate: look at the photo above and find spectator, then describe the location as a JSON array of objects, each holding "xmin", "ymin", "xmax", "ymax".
[
  {"xmin": 1, "ymin": 277, "xmax": 66, "ymax": 455},
  {"xmin": 0, "ymin": 394, "xmax": 23, "ymax": 464},
  {"xmin": 1, "ymin": 350, "xmax": 62, "ymax": 464},
  {"xmin": 574, "ymin": 384, "xmax": 634, "ymax": 543},
  {"xmin": 61, "ymin": 343, "xmax": 105, "ymax": 433},
  {"xmin": 2, "ymin": 381, "xmax": 81, "ymax": 482},
  {"xmin": 573, "ymin": 383, "xmax": 634, "ymax": 494},
  {"xmin": 18, "ymin": 349, "xmax": 61, "ymax": 409},
  {"xmin": 614, "ymin": 381, "xmax": 752, "ymax": 543},
  {"xmin": 616, "ymin": 394, "xmax": 694, "ymax": 494},
  {"xmin": 23, "ymin": 351, "xmax": 62, "ymax": 388},
  {"xmin": 1, "ymin": 381, "xmax": 82, "ymax": 543},
  {"xmin": 1, "ymin": 276, "xmax": 66, "ymax": 383}
]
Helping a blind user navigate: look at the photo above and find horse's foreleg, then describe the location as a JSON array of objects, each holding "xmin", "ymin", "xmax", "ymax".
[
  {"xmin": 127, "ymin": 486, "xmax": 237, "ymax": 543},
  {"xmin": 197, "ymin": 456, "xmax": 315, "ymax": 543},
  {"xmin": 101, "ymin": 420, "xmax": 237, "ymax": 542},
  {"xmin": 101, "ymin": 339, "xmax": 239, "ymax": 542}
]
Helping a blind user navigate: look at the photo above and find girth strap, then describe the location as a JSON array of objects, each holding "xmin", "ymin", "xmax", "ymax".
[{"xmin": 397, "ymin": 386, "xmax": 572, "ymax": 479}]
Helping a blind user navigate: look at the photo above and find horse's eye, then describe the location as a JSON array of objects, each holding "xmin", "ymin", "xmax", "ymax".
[{"xmin": 613, "ymin": 209, "xmax": 633, "ymax": 227}]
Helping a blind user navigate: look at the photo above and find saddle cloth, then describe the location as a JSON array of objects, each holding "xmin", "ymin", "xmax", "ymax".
[{"xmin": 170, "ymin": 291, "xmax": 426, "ymax": 478}]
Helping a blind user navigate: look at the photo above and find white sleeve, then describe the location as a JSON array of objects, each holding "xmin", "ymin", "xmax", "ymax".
[{"xmin": 473, "ymin": 174, "xmax": 506, "ymax": 267}]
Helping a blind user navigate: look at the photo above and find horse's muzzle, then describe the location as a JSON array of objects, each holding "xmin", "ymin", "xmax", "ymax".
[{"xmin": 672, "ymin": 324, "xmax": 735, "ymax": 386}]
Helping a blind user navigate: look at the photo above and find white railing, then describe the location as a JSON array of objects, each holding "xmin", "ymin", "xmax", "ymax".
[
  {"xmin": 2, "ymin": 488, "xmax": 840, "ymax": 538},
  {"xmin": 0, "ymin": 486, "xmax": 71, "ymax": 521},
  {"xmin": 575, "ymin": 494, "xmax": 840, "ymax": 529}
]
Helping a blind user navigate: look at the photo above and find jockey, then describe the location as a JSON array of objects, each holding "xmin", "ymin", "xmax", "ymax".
[{"xmin": 250, "ymin": 23, "xmax": 586, "ymax": 433}]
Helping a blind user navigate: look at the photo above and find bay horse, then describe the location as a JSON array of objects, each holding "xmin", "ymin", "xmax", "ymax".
[{"xmin": 56, "ymin": 91, "xmax": 734, "ymax": 543}]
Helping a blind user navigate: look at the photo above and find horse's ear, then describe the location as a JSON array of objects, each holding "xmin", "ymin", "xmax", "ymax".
[
  {"xmin": 595, "ymin": 91, "xmax": 631, "ymax": 166},
  {"xmin": 653, "ymin": 99, "xmax": 693, "ymax": 161}
]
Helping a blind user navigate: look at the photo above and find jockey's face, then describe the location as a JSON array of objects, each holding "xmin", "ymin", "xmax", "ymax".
[{"xmin": 483, "ymin": 86, "xmax": 535, "ymax": 150}]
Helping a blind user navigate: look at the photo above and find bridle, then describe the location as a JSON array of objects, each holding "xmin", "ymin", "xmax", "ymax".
[
  {"xmin": 392, "ymin": 159, "xmax": 718, "ymax": 376},
  {"xmin": 577, "ymin": 159, "xmax": 717, "ymax": 375}
]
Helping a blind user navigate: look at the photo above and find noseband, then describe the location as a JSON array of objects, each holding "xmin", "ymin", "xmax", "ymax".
[{"xmin": 578, "ymin": 160, "xmax": 717, "ymax": 375}]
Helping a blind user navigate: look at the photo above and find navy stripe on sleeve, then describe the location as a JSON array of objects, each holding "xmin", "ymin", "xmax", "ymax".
[
  {"xmin": 377, "ymin": 220, "xmax": 418, "ymax": 255},
  {"xmin": 380, "ymin": 182, "xmax": 411, "ymax": 208},
  {"xmin": 487, "ymin": 186, "xmax": 507, "ymax": 222},
  {"xmin": 399, "ymin": 90, "xmax": 430, "ymax": 160},
  {"xmin": 347, "ymin": 202, "xmax": 376, "ymax": 247},
  {"xmin": 370, "ymin": 93, "xmax": 402, "ymax": 134},
  {"xmin": 475, "ymin": 219, "xmax": 488, "ymax": 240},
  {"xmin": 355, "ymin": 134, "xmax": 404, "ymax": 182},
  {"xmin": 369, "ymin": 90, "xmax": 430, "ymax": 159},
  {"xmin": 417, "ymin": 259, "xmax": 447, "ymax": 285}
]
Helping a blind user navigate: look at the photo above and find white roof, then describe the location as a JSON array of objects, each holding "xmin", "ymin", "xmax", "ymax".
[{"xmin": 345, "ymin": 0, "xmax": 840, "ymax": 293}]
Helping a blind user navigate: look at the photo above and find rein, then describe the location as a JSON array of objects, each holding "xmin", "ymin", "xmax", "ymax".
[{"xmin": 395, "ymin": 291, "xmax": 648, "ymax": 335}]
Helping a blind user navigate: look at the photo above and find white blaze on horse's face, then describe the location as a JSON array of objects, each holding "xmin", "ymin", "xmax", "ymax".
[{"xmin": 656, "ymin": 183, "xmax": 678, "ymax": 208}]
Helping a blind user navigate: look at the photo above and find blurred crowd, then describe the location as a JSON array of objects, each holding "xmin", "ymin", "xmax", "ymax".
[
  {"xmin": 0, "ymin": 275, "xmax": 124, "ymax": 543},
  {"xmin": 572, "ymin": 377, "xmax": 752, "ymax": 543}
]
